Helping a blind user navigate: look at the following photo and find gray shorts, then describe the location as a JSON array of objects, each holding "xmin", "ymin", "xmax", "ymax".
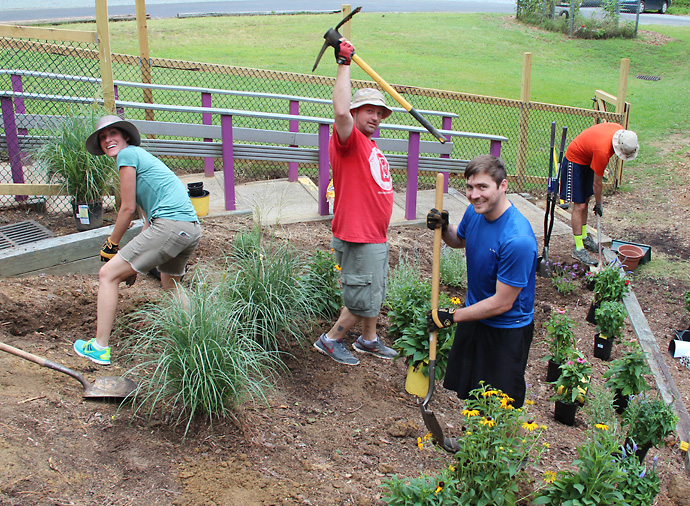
[
  {"xmin": 120, "ymin": 218, "xmax": 201, "ymax": 276},
  {"xmin": 331, "ymin": 237, "xmax": 389, "ymax": 318}
]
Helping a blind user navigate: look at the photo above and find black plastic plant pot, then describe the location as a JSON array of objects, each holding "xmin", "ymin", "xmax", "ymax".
[
  {"xmin": 554, "ymin": 400, "xmax": 578, "ymax": 426},
  {"xmin": 613, "ymin": 390, "xmax": 629, "ymax": 415},
  {"xmin": 72, "ymin": 200, "xmax": 104, "ymax": 231},
  {"xmin": 593, "ymin": 334, "xmax": 613, "ymax": 361},
  {"xmin": 586, "ymin": 301, "xmax": 599, "ymax": 325},
  {"xmin": 187, "ymin": 181, "xmax": 204, "ymax": 197},
  {"xmin": 546, "ymin": 359, "xmax": 562, "ymax": 383}
]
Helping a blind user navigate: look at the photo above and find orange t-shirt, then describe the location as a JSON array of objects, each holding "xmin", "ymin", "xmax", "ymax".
[{"xmin": 565, "ymin": 122, "xmax": 622, "ymax": 176}]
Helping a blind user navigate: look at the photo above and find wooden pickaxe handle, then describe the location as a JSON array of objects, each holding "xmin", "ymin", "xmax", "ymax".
[{"xmin": 351, "ymin": 54, "xmax": 446, "ymax": 144}]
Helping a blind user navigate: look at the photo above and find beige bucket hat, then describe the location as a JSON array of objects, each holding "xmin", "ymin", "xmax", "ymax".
[
  {"xmin": 612, "ymin": 129, "xmax": 639, "ymax": 161},
  {"xmin": 350, "ymin": 88, "xmax": 392, "ymax": 119},
  {"xmin": 86, "ymin": 115, "xmax": 141, "ymax": 155}
]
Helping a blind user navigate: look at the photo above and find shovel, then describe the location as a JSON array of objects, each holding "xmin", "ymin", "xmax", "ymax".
[
  {"xmin": 537, "ymin": 122, "xmax": 557, "ymax": 277},
  {"xmin": 0, "ymin": 341, "xmax": 137, "ymax": 400},
  {"xmin": 421, "ymin": 173, "xmax": 455, "ymax": 453}
]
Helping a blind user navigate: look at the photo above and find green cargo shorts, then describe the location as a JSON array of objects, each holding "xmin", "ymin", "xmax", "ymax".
[{"xmin": 331, "ymin": 237, "xmax": 389, "ymax": 318}]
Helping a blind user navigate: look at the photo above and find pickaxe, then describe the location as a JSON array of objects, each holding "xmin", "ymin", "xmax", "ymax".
[{"xmin": 312, "ymin": 7, "xmax": 446, "ymax": 144}]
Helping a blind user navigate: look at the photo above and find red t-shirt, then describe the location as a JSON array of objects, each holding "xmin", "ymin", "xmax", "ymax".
[
  {"xmin": 565, "ymin": 122, "xmax": 623, "ymax": 176},
  {"xmin": 330, "ymin": 125, "xmax": 394, "ymax": 243}
]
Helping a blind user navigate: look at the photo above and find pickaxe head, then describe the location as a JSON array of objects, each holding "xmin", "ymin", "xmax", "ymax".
[{"xmin": 312, "ymin": 6, "xmax": 362, "ymax": 72}]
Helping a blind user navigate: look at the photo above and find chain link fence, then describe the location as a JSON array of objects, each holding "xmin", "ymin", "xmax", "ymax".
[{"xmin": 1, "ymin": 35, "xmax": 624, "ymax": 216}]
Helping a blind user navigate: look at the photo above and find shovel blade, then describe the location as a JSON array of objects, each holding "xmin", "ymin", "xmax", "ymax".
[{"xmin": 83, "ymin": 377, "xmax": 138, "ymax": 399}]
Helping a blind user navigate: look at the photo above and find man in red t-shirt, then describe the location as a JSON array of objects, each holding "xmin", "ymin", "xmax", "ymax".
[
  {"xmin": 313, "ymin": 38, "xmax": 397, "ymax": 366},
  {"xmin": 559, "ymin": 123, "xmax": 639, "ymax": 265}
]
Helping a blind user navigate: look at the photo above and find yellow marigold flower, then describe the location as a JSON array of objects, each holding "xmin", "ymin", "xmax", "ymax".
[
  {"xmin": 462, "ymin": 408, "xmax": 480, "ymax": 417},
  {"xmin": 525, "ymin": 399, "xmax": 535, "ymax": 405},
  {"xmin": 480, "ymin": 417, "xmax": 496, "ymax": 427},
  {"xmin": 522, "ymin": 421, "xmax": 539, "ymax": 432},
  {"xmin": 482, "ymin": 389, "xmax": 500, "ymax": 397},
  {"xmin": 543, "ymin": 470, "xmax": 557, "ymax": 483},
  {"xmin": 500, "ymin": 396, "xmax": 515, "ymax": 409},
  {"xmin": 595, "ymin": 423, "xmax": 609, "ymax": 431}
]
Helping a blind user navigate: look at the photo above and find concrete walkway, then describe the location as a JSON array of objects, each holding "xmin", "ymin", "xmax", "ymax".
[{"xmin": 178, "ymin": 171, "xmax": 576, "ymax": 240}]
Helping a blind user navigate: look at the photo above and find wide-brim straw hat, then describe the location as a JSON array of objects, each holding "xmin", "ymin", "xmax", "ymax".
[
  {"xmin": 612, "ymin": 129, "xmax": 639, "ymax": 161},
  {"xmin": 85, "ymin": 115, "xmax": 141, "ymax": 155},
  {"xmin": 349, "ymin": 88, "xmax": 392, "ymax": 119}
]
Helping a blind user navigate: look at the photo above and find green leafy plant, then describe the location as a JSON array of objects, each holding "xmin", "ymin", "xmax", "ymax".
[
  {"xmin": 383, "ymin": 468, "xmax": 460, "ymax": 506},
  {"xmin": 603, "ymin": 343, "xmax": 652, "ymax": 398},
  {"xmin": 386, "ymin": 256, "xmax": 455, "ymax": 379},
  {"xmin": 543, "ymin": 308, "xmax": 577, "ymax": 364},
  {"xmin": 622, "ymin": 393, "xmax": 679, "ymax": 448},
  {"xmin": 122, "ymin": 268, "xmax": 285, "ymax": 436},
  {"xmin": 551, "ymin": 352, "xmax": 592, "ymax": 405},
  {"xmin": 439, "ymin": 245, "xmax": 467, "ymax": 289},
  {"xmin": 684, "ymin": 289, "xmax": 690, "ymax": 313},
  {"xmin": 616, "ymin": 444, "xmax": 662, "ymax": 506},
  {"xmin": 595, "ymin": 300, "xmax": 627, "ymax": 341},
  {"xmin": 593, "ymin": 260, "xmax": 630, "ymax": 303},
  {"xmin": 33, "ymin": 106, "xmax": 119, "ymax": 203},
  {"xmin": 447, "ymin": 383, "xmax": 548, "ymax": 505},
  {"xmin": 298, "ymin": 248, "xmax": 342, "ymax": 319}
]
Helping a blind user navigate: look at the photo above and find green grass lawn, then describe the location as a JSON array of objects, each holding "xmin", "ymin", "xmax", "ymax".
[{"xmin": 59, "ymin": 12, "xmax": 689, "ymax": 163}]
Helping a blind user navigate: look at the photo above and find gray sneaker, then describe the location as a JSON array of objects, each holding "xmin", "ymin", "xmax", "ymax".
[
  {"xmin": 314, "ymin": 334, "xmax": 360, "ymax": 366},
  {"xmin": 582, "ymin": 235, "xmax": 598, "ymax": 252},
  {"xmin": 352, "ymin": 336, "xmax": 397, "ymax": 359},
  {"xmin": 572, "ymin": 247, "xmax": 598, "ymax": 266}
]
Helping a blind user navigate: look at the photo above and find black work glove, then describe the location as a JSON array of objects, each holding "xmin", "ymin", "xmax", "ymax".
[
  {"xmin": 334, "ymin": 39, "xmax": 354, "ymax": 65},
  {"xmin": 593, "ymin": 202, "xmax": 603, "ymax": 217},
  {"xmin": 427, "ymin": 308, "xmax": 456, "ymax": 332},
  {"xmin": 426, "ymin": 208, "xmax": 449, "ymax": 232},
  {"xmin": 100, "ymin": 236, "xmax": 119, "ymax": 262}
]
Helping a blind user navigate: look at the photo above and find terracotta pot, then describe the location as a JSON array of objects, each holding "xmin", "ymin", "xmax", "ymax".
[
  {"xmin": 617, "ymin": 244, "xmax": 645, "ymax": 271},
  {"xmin": 546, "ymin": 359, "xmax": 562, "ymax": 383},
  {"xmin": 594, "ymin": 333, "xmax": 613, "ymax": 361},
  {"xmin": 554, "ymin": 400, "xmax": 578, "ymax": 426}
]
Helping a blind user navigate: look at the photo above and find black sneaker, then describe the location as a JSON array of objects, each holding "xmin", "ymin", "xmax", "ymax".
[
  {"xmin": 313, "ymin": 334, "xmax": 359, "ymax": 366},
  {"xmin": 582, "ymin": 236, "xmax": 598, "ymax": 252},
  {"xmin": 572, "ymin": 247, "xmax": 598, "ymax": 266},
  {"xmin": 352, "ymin": 336, "xmax": 397, "ymax": 359}
]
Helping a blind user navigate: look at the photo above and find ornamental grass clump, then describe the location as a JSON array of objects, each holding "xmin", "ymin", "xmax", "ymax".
[
  {"xmin": 543, "ymin": 308, "xmax": 577, "ymax": 364},
  {"xmin": 221, "ymin": 226, "xmax": 317, "ymax": 351},
  {"xmin": 298, "ymin": 248, "xmax": 342, "ymax": 319},
  {"xmin": 439, "ymin": 245, "xmax": 467, "ymax": 289},
  {"xmin": 122, "ymin": 269, "xmax": 285, "ymax": 436}
]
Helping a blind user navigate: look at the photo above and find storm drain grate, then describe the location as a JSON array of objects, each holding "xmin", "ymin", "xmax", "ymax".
[
  {"xmin": 636, "ymin": 75, "xmax": 661, "ymax": 81},
  {"xmin": 0, "ymin": 220, "xmax": 55, "ymax": 251}
]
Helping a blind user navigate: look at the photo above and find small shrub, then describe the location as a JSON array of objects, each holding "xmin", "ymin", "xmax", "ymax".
[
  {"xmin": 440, "ymin": 245, "xmax": 467, "ymax": 289},
  {"xmin": 383, "ymin": 468, "xmax": 460, "ymax": 506},
  {"xmin": 549, "ymin": 261, "xmax": 584, "ymax": 295},
  {"xmin": 543, "ymin": 308, "xmax": 577, "ymax": 363},
  {"xmin": 298, "ymin": 248, "xmax": 342, "ymax": 319}
]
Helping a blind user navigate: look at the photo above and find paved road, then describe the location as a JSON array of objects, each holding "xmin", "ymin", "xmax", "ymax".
[{"xmin": 2, "ymin": 0, "xmax": 689, "ymax": 26}]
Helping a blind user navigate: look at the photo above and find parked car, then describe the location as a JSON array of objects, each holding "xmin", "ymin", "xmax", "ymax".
[{"xmin": 621, "ymin": 0, "xmax": 670, "ymax": 13}]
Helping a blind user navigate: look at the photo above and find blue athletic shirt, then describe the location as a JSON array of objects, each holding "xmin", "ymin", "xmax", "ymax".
[
  {"xmin": 457, "ymin": 203, "xmax": 537, "ymax": 328},
  {"xmin": 116, "ymin": 145, "xmax": 198, "ymax": 223}
]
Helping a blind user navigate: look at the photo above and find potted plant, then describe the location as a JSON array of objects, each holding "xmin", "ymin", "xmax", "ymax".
[
  {"xmin": 543, "ymin": 308, "xmax": 577, "ymax": 382},
  {"xmin": 551, "ymin": 352, "xmax": 592, "ymax": 426},
  {"xmin": 587, "ymin": 260, "xmax": 630, "ymax": 324},
  {"xmin": 622, "ymin": 393, "xmax": 678, "ymax": 462},
  {"xmin": 593, "ymin": 300, "xmax": 627, "ymax": 361},
  {"xmin": 33, "ymin": 106, "xmax": 119, "ymax": 231},
  {"xmin": 603, "ymin": 343, "xmax": 651, "ymax": 414}
]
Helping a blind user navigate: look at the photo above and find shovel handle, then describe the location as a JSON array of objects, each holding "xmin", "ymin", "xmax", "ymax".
[
  {"xmin": 429, "ymin": 173, "xmax": 444, "ymax": 362},
  {"xmin": 0, "ymin": 341, "xmax": 89, "ymax": 388},
  {"xmin": 351, "ymin": 54, "xmax": 446, "ymax": 144}
]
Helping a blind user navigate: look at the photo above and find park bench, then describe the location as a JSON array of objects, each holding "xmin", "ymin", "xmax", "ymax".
[{"xmin": 1, "ymin": 76, "xmax": 507, "ymax": 219}]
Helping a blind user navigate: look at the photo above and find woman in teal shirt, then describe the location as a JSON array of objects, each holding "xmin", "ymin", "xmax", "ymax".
[{"xmin": 73, "ymin": 115, "xmax": 202, "ymax": 365}]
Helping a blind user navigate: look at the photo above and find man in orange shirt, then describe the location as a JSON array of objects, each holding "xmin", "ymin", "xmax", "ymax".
[{"xmin": 559, "ymin": 123, "xmax": 639, "ymax": 265}]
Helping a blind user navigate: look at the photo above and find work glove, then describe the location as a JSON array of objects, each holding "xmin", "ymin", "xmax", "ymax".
[
  {"xmin": 593, "ymin": 202, "xmax": 603, "ymax": 217},
  {"xmin": 100, "ymin": 236, "xmax": 119, "ymax": 262},
  {"xmin": 334, "ymin": 39, "xmax": 354, "ymax": 65},
  {"xmin": 426, "ymin": 208, "xmax": 449, "ymax": 232},
  {"xmin": 427, "ymin": 308, "xmax": 456, "ymax": 332}
]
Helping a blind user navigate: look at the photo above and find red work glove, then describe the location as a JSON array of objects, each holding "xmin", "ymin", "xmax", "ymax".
[{"xmin": 334, "ymin": 39, "xmax": 354, "ymax": 65}]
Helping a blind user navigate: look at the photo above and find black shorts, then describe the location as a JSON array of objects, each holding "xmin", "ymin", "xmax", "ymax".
[{"xmin": 443, "ymin": 319, "xmax": 534, "ymax": 408}]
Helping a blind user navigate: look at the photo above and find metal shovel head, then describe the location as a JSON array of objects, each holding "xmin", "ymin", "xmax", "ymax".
[
  {"xmin": 537, "ymin": 248, "xmax": 549, "ymax": 278},
  {"xmin": 83, "ymin": 376, "xmax": 138, "ymax": 399}
]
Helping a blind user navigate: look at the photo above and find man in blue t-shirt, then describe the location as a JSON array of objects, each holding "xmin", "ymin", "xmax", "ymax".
[{"xmin": 426, "ymin": 155, "xmax": 537, "ymax": 414}]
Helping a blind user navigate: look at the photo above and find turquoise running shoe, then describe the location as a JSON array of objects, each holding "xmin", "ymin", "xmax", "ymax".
[{"xmin": 73, "ymin": 338, "xmax": 111, "ymax": 365}]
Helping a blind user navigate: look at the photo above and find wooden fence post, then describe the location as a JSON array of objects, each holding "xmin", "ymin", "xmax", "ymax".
[
  {"xmin": 515, "ymin": 52, "xmax": 532, "ymax": 191},
  {"xmin": 136, "ymin": 0, "xmax": 154, "ymax": 122},
  {"xmin": 95, "ymin": 0, "xmax": 116, "ymax": 113}
]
